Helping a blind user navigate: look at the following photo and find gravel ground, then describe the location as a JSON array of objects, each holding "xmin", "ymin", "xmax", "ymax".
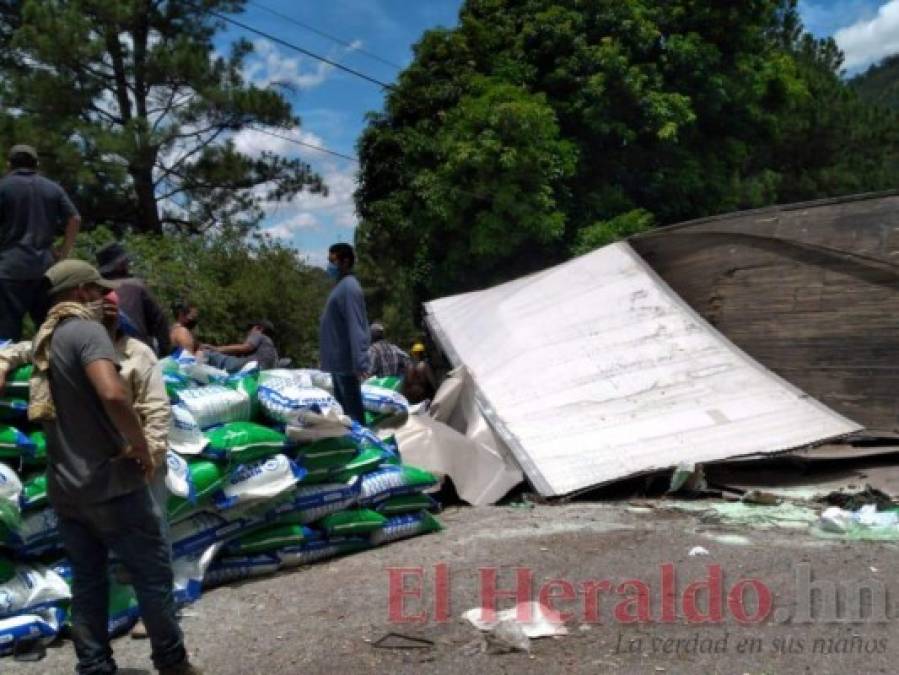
[{"xmin": 10, "ymin": 501, "xmax": 899, "ymax": 674}]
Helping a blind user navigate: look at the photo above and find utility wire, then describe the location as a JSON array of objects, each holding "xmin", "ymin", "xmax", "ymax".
[
  {"xmin": 193, "ymin": 2, "xmax": 395, "ymax": 89},
  {"xmin": 245, "ymin": 0, "xmax": 404, "ymax": 71},
  {"xmin": 249, "ymin": 126, "xmax": 358, "ymax": 162}
]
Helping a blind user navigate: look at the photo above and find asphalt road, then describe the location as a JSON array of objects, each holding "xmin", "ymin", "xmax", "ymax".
[{"xmin": 11, "ymin": 501, "xmax": 899, "ymax": 674}]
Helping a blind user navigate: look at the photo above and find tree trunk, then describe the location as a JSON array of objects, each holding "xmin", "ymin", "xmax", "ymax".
[{"xmin": 133, "ymin": 164, "xmax": 162, "ymax": 233}]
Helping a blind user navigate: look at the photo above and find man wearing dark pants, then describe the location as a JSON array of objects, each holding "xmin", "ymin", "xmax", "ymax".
[
  {"xmin": 33, "ymin": 260, "xmax": 199, "ymax": 675},
  {"xmin": 203, "ymin": 319, "xmax": 280, "ymax": 372},
  {"xmin": 319, "ymin": 243, "xmax": 370, "ymax": 423},
  {"xmin": 0, "ymin": 144, "xmax": 80, "ymax": 340}
]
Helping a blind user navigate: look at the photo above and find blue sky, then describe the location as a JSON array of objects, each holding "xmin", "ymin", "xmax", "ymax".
[
  {"xmin": 221, "ymin": 1, "xmax": 899, "ymax": 266},
  {"xmin": 214, "ymin": 0, "xmax": 464, "ymax": 266}
]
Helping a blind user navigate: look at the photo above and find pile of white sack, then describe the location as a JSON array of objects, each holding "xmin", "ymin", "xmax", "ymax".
[{"xmin": 0, "ymin": 351, "xmax": 440, "ymax": 656}]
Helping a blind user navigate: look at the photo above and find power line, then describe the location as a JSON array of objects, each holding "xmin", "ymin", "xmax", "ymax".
[
  {"xmin": 193, "ymin": 3, "xmax": 395, "ymax": 90},
  {"xmin": 249, "ymin": 126, "xmax": 358, "ymax": 162},
  {"xmin": 245, "ymin": 0, "xmax": 404, "ymax": 71}
]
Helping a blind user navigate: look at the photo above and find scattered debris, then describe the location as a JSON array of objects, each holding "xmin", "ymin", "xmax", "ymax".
[
  {"xmin": 371, "ymin": 632, "xmax": 434, "ymax": 650},
  {"xmin": 461, "ymin": 637, "xmax": 486, "ymax": 657},
  {"xmin": 626, "ymin": 506, "xmax": 654, "ymax": 514},
  {"xmin": 740, "ymin": 490, "xmax": 782, "ymax": 506},
  {"xmin": 816, "ymin": 505, "xmax": 899, "ymax": 540},
  {"xmin": 704, "ymin": 533, "xmax": 752, "ymax": 546},
  {"xmin": 463, "ymin": 601, "xmax": 569, "ymax": 639},
  {"xmin": 669, "ymin": 463, "xmax": 708, "ymax": 494},
  {"xmin": 669, "ymin": 500, "xmax": 820, "ymax": 530},
  {"xmin": 486, "ymin": 620, "xmax": 531, "ymax": 654},
  {"xmin": 819, "ymin": 507, "xmax": 853, "ymax": 534},
  {"xmin": 817, "ymin": 486, "xmax": 895, "ymax": 512}
]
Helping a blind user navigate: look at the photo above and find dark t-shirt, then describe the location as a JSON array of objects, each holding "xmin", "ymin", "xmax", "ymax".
[
  {"xmin": 115, "ymin": 278, "xmax": 171, "ymax": 355},
  {"xmin": 247, "ymin": 332, "xmax": 278, "ymax": 370},
  {"xmin": 0, "ymin": 169, "xmax": 78, "ymax": 279},
  {"xmin": 43, "ymin": 318, "xmax": 144, "ymax": 512}
]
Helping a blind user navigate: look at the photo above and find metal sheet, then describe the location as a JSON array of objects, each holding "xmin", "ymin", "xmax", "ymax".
[
  {"xmin": 630, "ymin": 191, "xmax": 899, "ymax": 433},
  {"xmin": 425, "ymin": 242, "xmax": 862, "ymax": 497}
]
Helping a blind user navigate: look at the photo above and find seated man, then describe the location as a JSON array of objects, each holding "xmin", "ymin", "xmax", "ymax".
[
  {"xmin": 170, "ymin": 300, "xmax": 199, "ymax": 354},
  {"xmin": 202, "ymin": 320, "xmax": 279, "ymax": 372}
]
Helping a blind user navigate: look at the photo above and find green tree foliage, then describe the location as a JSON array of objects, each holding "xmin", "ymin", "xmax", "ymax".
[
  {"xmin": 74, "ymin": 228, "xmax": 331, "ymax": 365},
  {"xmin": 0, "ymin": 0, "xmax": 325, "ymax": 234},
  {"xmin": 851, "ymin": 55, "xmax": 899, "ymax": 110},
  {"xmin": 356, "ymin": 0, "xmax": 899, "ymax": 322},
  {"xmin": 571, "ymin": 209, "xmax": 654, "ymax": 256}
]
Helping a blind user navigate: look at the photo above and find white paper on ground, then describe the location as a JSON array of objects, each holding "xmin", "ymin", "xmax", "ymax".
[{"xmin": 462, "ymin": 601, "xmax": 569, "ymax": 638}]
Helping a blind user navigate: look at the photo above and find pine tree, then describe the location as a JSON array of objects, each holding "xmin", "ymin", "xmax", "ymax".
[{"xmin": 0, "ymin": 0, "xmax": 324, "ymax": 233}]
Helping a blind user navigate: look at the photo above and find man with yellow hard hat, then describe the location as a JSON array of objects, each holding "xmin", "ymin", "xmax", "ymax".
[{"xmin": 404, "ymin": 341, "xmax": 437, "ymax": 404}]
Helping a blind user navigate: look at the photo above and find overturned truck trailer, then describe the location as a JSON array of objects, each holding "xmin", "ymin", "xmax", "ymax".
[
  {"xmin": 425, "ymin": 192, "xmax": 897, "ymax": 499},
  {"xmin": 631, "ymin": 191, "xmax": 899, "ymax": 435}
]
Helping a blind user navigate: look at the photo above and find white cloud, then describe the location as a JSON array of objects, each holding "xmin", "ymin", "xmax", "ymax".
[
  {"xmin": 296, "ymin": 248, "xmax": 330, "ymax": 268},
  {"xmin": 835, "ymin": 1, "xmax": 899, "ymax": 71},
  {"xmin": 231, "ymin": 125, "xmax": 325, "ymax": 157},
  {"xmin": 243, "ymin": 39, "xmax": 333, "ymax": 90},
  {"xmin": 262, "ymin": 223, "xmax": 295, "ymax": 240},
  {"xmin": 265, "ymin": 212, "xmax": 320, "ymax": 238},
  {"xmin": 229, "ymin": 124, "xmax": 359, "ymax": 244},
  {"xmin": 239, "ymin": 121, "xmax": 358, "ymax": 258},
  {"xmin": 285, "ymin": 161, "xmax": 359, "ymax": 229},
  {"xmin": 259, "ymin": 160, "xmax": 359, "ymax": 238}
]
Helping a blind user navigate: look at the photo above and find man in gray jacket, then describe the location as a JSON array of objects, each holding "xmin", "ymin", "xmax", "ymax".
[{"xmin": 319, "ymin": 243, "xmax": 370, "ymax": 423}]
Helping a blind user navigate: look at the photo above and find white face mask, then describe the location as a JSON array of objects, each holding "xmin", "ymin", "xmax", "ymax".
[{"xmin": 86, "ymin": 299, "xmax": 105, "ymax": 323}]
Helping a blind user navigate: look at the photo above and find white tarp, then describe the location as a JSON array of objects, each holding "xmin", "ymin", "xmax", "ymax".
[
  {"xmin": 393, "ymin": 415, "xmax": 523, "ymax": 506},
  {"xmin": 395, "ymin": 366, "xmax": 523, "ymax": 505},
  {"xmin": 425, "ymin": 242, "xmax": 862, "ymax": 497}
]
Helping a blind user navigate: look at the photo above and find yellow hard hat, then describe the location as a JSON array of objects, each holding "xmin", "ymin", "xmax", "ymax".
[{"xmin": 411, "ymin": 342, "xmax": 426, "ymax": 354}]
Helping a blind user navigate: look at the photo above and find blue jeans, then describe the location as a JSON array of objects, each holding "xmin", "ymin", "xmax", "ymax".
[
  {"xmin": 55, "ymin": 488, "xmax": 185, "ymax": 674},
  {"xmin": 149, "ymin": 465, "xmax": 171, "ymax": 547},
  {"xmin": 331, "ymin": 372, "xmax": 365, "ymax": 424}
]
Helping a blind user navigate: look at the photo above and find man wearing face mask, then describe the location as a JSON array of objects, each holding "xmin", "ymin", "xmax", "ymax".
[
  {"xmin": 30, "ymin": 260, "xmax": 199, "ymax": 675},
  {"xmin": 319, "ymin": 242, "xmax": 370, "ymax": 423},
  {"xmin": 96, "ymin": 242, "xmax": 171, "ymax": 356}
]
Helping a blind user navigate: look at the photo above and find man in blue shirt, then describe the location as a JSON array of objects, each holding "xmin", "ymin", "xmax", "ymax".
[{"xmin": 319, "ymin": 243, "xmax": 370, "ymax": 423}]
